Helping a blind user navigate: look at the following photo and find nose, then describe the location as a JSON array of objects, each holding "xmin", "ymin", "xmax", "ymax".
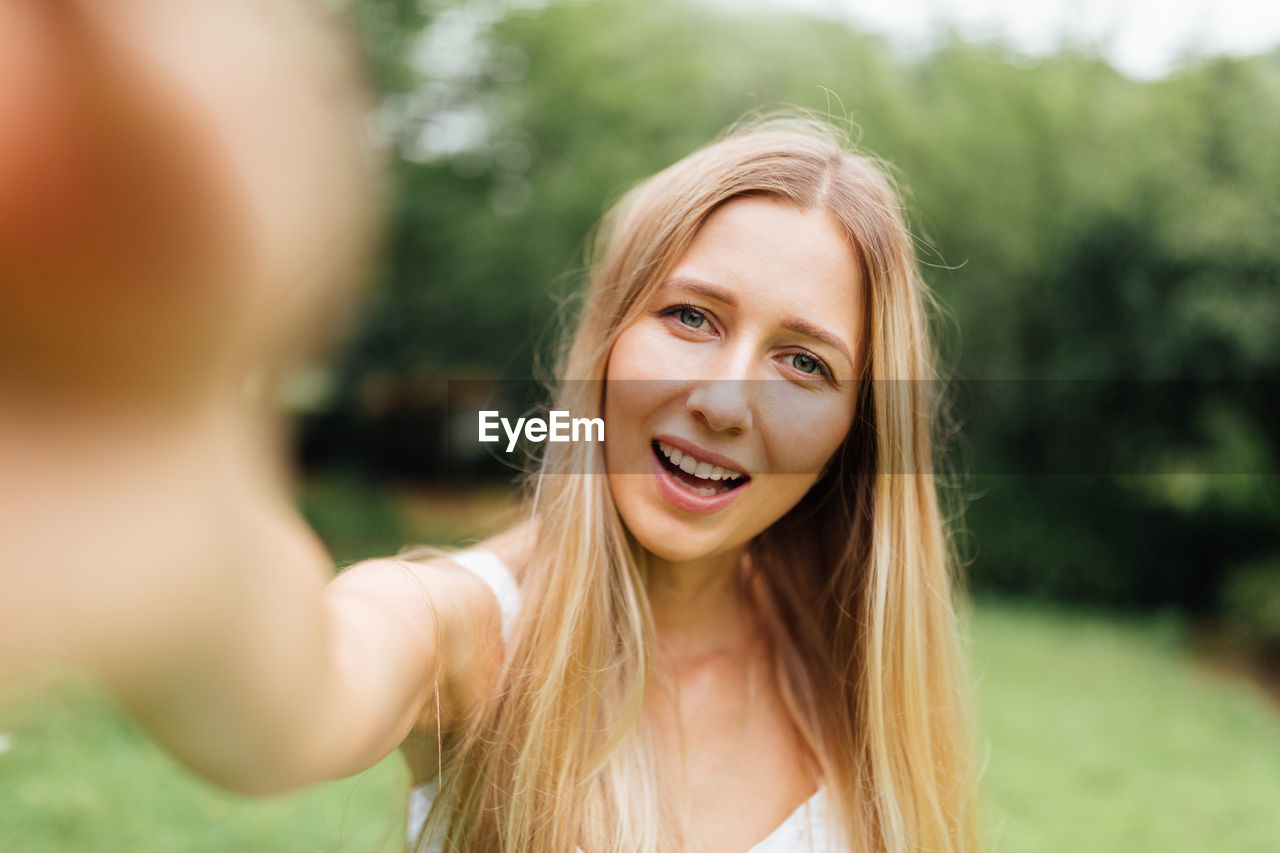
[{"xmin": 686, "ymin": 377, "xmax": 753, "ymax": 435}]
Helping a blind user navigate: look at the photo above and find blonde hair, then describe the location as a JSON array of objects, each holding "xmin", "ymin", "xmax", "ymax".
[{"xmin": 420, "ymin": 115, "xmax": 980, "ymax": 852}]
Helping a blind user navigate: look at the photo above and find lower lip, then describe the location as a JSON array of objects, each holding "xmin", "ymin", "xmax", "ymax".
[{"xmin": 649, "ymin": 445, "xmax": 749, "ymax": 515}]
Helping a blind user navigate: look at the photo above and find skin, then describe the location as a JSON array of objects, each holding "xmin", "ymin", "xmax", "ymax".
[
  {"xmin": 0, "ymin": 0, "xmax": 396, "ymax": 795},
  {"xmin": 599, "ymin": 196, "xmax": 865, "ymax": 851}
]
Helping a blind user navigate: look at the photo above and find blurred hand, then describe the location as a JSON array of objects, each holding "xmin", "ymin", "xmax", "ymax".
[
  {"xmin": 0, "ymin": 0, "xmax": 379, "ymax": 681},
  {"xmin": 0, "ymin": 0, "xmax": 379, "ymax": 409}
]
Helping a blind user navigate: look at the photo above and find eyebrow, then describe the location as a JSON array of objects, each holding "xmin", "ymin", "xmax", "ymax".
[{"xmin": 663, "ymin": 277, "xmax": 857, "ymax": 374}]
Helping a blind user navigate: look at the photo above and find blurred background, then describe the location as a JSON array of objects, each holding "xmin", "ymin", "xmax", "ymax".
[{"xmin": 3, "ymin": 0, "xmax": 1278, "ymax": 850}]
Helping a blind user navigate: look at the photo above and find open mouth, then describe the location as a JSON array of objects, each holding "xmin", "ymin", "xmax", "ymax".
[{"xmin": 651, "ymin": 440, "xmax": 750, "ymax": 498}]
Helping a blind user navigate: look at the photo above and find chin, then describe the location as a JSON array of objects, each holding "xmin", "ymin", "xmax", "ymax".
[
  {"xmin": 621, "ymin": 512, "xmax": 738, "ymax": 565},
  {"xmin": 606, "ymin": 460, "xmax": 762, "ymax": 566},
  {"xmin": 635, "ymin": 535, "xmax": 708, "ymax": 564}
]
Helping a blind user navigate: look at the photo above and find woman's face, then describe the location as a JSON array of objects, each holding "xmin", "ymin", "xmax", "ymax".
[{"xmin": 603, "ymin": 195, "xmax": 864, "ymax": 563}]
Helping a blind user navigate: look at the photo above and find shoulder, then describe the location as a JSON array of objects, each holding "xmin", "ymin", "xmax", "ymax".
[
  {"xmin": 362, "ymin": 517, "xmax": 535, "ymax": 732},
  {"xmin": 472, "ymin": 516, "xmax": 535, "ymax": 587},
  {"xmin": 343, "ymin": 510, "xmax": 533, "ymax": 609},
  {"xmin": 373, "ymin": 515, "xmax": 533, "ymax": 590},
  {"xmin": 328, "ymin": 551, "xmax": 497, "ymax": 635},
  {"xmin": 326, "ymin": 553, "xmax": 502, "ymax": 735},
  {"xmin": 376, "ymin": 514, "xmax": 534, "ymax": 629}
]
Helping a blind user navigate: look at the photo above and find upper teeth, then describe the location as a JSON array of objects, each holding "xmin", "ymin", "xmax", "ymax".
[{"xmin": 657, "ymin": 441, "xmax": 744, "ymax": 481}]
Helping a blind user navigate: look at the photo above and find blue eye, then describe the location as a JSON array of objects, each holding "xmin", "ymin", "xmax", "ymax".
[
  {"xmin": 660, "ymin": 303, "xmax": 710, "ymax": 330},
  {"xmin": 788, "ymin": 352, "xmax": 832, "ymax": 379},
  {"xmin": 676, "ymin": 306, "xmax": 706, "ymax": 329}
]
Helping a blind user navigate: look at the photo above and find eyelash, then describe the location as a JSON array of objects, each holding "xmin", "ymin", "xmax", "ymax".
[{"xmin": 656, "ymin": 303, "xmax": 836, "ymax": 384}]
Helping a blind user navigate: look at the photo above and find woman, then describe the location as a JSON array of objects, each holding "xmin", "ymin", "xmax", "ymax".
[
  {"xmin": 0, "ymin": 5, "xmax": 977, "ymax": 850},
  {"xmin": 390, "ymin": 120, "xmax": 980, "ymax": 852}
]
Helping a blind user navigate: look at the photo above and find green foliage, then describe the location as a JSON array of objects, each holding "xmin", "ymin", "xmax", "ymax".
[
  {"xmin": 1222, "ymin": 555, "xmax": 1280, "ymax": 650},
  {"xmin": 296, "ymin": 473, "xmax": 520, "ymax": 567},
  {"xmin": 345, "ymin": 0, "xmax": 431, "ymax": 95},
  {"xmin": 296, "ymin": 472, "xmax": 415, "ymax": 567},
  {"xmin": 310, "ymin": 1, "xmax": 1280, "ymax": 621}
]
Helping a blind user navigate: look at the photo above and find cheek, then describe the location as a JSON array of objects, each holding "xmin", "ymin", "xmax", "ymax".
[
  {"xmin": 607, "ymin": 322, "xmax": 677, "ymax": 383},
  {"xmin": 604, "ymin": 324, "xmax": 682, "ymax": 465},
  {"xmin": 758, "ymin": 394, "xmax": 855, "ymax": 476},
  {"xmin": 601, "ymin": 383, "xmax": 656, "ymax": 541},
  {"xmin": 747, "ymin": 404, "xmax": 852, "ymax": 533},
  {"xmin": 603, "ymin": 373, "xmax": 671, "ymax": 474},
  {"xmin": 603, "ymin": 340, "xmax": 651, "ymax": 478}
]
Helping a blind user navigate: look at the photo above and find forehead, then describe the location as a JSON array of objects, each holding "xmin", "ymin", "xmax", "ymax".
[{"xmin": 665, "ymin": 195, "xmax": 862, "ymax": 337}]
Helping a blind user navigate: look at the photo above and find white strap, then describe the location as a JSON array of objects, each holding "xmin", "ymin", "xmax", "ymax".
[{"xmin": 448, "ymin": 548, "xmax": 521, "ymax": 645}]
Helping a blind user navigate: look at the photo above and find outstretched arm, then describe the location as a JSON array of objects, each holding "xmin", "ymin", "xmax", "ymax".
[
  {"xmin": 0, "ymin": 0, "xmax": 494, "ymax": 795},
  {"xmin": 2, "ymin": 395, "xmax": 505, "ymax": 794}
]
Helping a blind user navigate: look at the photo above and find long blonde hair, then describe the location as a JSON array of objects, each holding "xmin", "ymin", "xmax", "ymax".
[{"xmin": 421, "ymin": 115, "xmax": 980, "ymax": 852}]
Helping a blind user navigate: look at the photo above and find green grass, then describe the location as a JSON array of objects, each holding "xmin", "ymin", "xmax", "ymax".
[
  {"xmin": 4, "ymin": 605, "xmax": 1277, "ymax": 852},
  {"xmin": 971, "ymin": 603, "xmax": 1280, "ymax": 852},
  {"xmin": 3, "ymin": 474, "xmax": 1277, "ymax": 850},
  {"xmin": 0, "ymin": 677, "xmax": 407, "ymax": 853}
]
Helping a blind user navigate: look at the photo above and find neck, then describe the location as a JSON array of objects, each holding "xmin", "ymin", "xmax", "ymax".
[{"xmin": 645, "ymin": 545, "xmax": 761, "ymax": 662}]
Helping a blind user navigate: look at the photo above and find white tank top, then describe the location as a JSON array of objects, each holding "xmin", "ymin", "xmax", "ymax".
[{"xmin": 405, "ymin": 548, "xmax": 836, "ymax": 852}]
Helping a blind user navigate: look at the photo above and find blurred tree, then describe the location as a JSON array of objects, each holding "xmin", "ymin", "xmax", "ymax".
[
  {"xmin": 347, "ymin": 0, "xmax": 431, "ymax": 96},
  {"xmin": 307, "ymin": 0, "xmax": 1280, "ymax": 625}
]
